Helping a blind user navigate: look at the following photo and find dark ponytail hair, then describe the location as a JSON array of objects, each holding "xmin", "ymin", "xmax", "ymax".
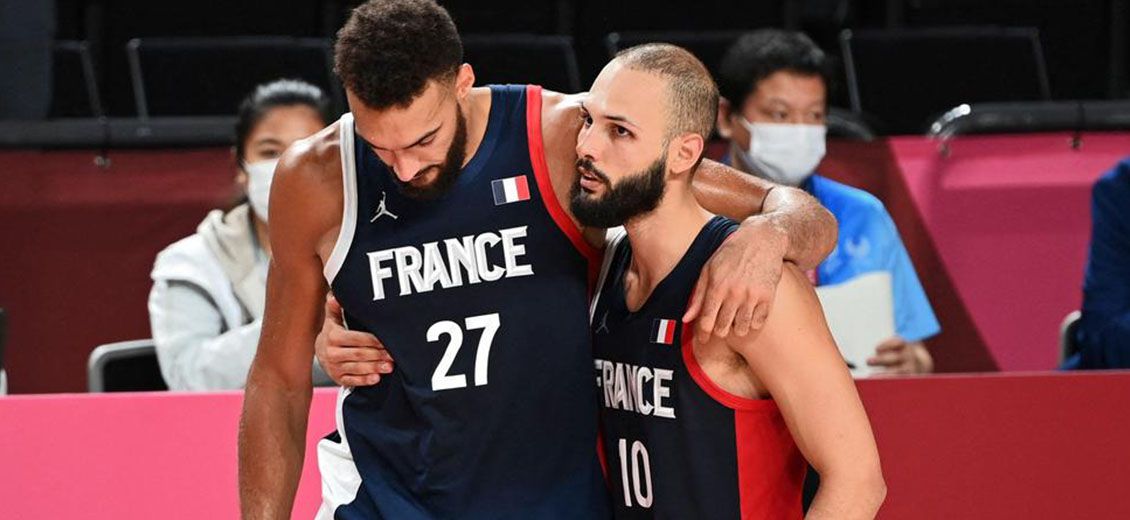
[{"xmin": 234, "ymin": 79, "xmax": 333, "ymax": 164}]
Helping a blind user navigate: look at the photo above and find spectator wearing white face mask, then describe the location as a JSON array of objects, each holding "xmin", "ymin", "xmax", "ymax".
[
  {"xmin": 148, "ymin": 79, "xmax": 333, "ymax": 390},
  {"xmin": 716, "ymin": 30, "xmax": 940, "ymax": 375}
]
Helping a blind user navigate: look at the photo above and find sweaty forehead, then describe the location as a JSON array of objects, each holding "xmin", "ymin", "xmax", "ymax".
[{"xmin": 587, "ymin": 65, "xmax": 668, "ymax": 126}]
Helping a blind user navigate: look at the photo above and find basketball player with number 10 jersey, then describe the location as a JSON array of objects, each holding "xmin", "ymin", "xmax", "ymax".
[{"xmin": 577, "ymin": 45, "xmax": 886, "ymax": 519}]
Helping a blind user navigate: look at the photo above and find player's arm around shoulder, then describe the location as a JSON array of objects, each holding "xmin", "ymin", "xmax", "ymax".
[
  {"xmin": 239, "ymin": 126, "xmax": 341, "ymax": 520},
  {"xmin": 693, "ymin": 159, "xmax": 837, "ymax": 269},
  {"xmin": 727, "ymin": 264, "xmax": 886, "ymax": 519}
]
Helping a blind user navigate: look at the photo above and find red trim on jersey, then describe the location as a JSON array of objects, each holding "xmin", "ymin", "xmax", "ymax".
[
  {"xmin": 679, "ymin": 325, "xmax": 778, "ymax": 411},
  {"xmin": 735, "ymin": 410, "xmax": 807, "ymax": 519},
  {"xmin": 596, "ymin": 431, "xmax": 609, "ymax": 483},
  {"xmin": 525, "ymin": 84, "xmax": 602, "ymax": 277}
]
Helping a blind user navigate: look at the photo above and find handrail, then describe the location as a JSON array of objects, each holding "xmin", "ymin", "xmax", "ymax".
[{"xmin": 928, "ymin": 100, "xmax": 1130, "ymax": 140}]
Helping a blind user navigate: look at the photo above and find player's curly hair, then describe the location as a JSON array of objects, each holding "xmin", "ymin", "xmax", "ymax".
[{"xmin": 334, "ymin": 0, "xmax": 463, "ymax": 110}]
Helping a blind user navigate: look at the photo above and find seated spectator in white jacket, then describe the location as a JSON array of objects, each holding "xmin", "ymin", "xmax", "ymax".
[{"xmin": 148, "ymin": 79, "xmax": 333, "ymax": 390}]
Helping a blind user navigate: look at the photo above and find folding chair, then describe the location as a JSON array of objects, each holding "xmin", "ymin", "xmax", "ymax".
[{"xmin": 88, "ymin": 339, "xmax": 168, "ymax": 393}]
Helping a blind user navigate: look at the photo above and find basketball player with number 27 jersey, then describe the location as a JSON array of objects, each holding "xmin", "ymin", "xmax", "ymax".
[
  {"xmin": 579, "ymin": 46, "xmax": 886, "ymax": 519},
  {"xmin": 239, "ymin": 1, "xmax": 842, "ymax": 519}
]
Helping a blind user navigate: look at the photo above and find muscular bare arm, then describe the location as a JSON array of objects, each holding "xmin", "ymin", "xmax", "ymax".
[
  {"xmin": 238, "ymin": 133, "xmax": 340, "ymax": 519},
  {"xmin": 693, "ymin": 159, "xmax": 837, "ymax": 271},
  {"xmin": 726, "ymin": 265, "xmax": 885, "ymax": 519}
]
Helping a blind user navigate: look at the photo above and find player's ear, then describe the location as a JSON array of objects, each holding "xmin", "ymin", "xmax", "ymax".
[
  {"xmin": 668, "ymin": 133, "xmax": 704, "ymax": 176},
  {"xmin": 716, "ymin": 98, "xmax": 734, "ymax": 140},
  {"xmin": 454, "ymin": 63, "xmax": 475, "ymax": 99}
]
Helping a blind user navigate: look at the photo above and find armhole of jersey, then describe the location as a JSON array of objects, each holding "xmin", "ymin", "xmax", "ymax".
[
  {"xmin": 323, "ymin": 113, "xmax": 359, "ymax": 284},
  {"xmin": 680, "ymin": 324, "xmax": 779, "ymax": 412},
  {"xmin": 525, "ymin": 84, "xmax": 601, "ymax": 269},
  {"xmin": 589, "ymin": 227, "xmax": 627, "ymax": 321}
]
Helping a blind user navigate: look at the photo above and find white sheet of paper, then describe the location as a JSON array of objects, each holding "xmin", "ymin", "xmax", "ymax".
[{"xmin": 814, "ymin": 271, "xmax": 895, "ymax": 379}]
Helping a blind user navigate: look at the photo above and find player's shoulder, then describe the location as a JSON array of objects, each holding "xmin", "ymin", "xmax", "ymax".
[
  {"xmin": 282, "ymin": 120, "xmax": 340, "ymax": 173},
  {"xmin": 540, "ymin": 89, "xmax": 585, "ymax": 134},
  {"xmin": 269, "ymin": 120, "xmax": 345, "ymax": 244},
  {"xmin": 274, "ymin": 120, "xmax": 343, "ymax": 195}
]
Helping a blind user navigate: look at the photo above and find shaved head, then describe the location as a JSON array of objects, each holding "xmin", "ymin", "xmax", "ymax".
[{"xmin": 613, "ymin": 43, "xmax": 719, "ymax": 143}]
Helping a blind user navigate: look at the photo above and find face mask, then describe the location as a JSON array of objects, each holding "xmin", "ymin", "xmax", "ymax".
[
  {"xmin": 244, "ymin": 158, "xmax": 279, "ymax": 222},
  {"xmin": 737, "ymin": 120, "xmax": 826, "ymax": 187}
]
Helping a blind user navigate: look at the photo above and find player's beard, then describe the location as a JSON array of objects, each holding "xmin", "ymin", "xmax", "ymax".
[
  {"xmin": 570, "ymin": 155, "xmax": 667, "ymax": 228},
  {"xmin": 394, "ymin": 108, "xmax": 468, "ymax": 201}
]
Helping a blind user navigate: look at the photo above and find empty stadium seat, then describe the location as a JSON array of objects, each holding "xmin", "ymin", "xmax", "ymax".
[
  {"xmin": 604, "ymin": 31, "xmax": 746, "ymax": 77},
  {"xmin": 50, "ymin": 41, "xmax": 104, "ymax": 118},
  {"xmin": 461, "ymin": 35, "xmax": 582, "ymax": 93},
  {"xmin": 841, "ymin": 26, "xmax": 1051, "ymax": 135},
  {"xmin": 87, "ymin": 339, "xmax": 168, "ymax": 393},
  {"xmin": 126, "ymin": 37, "xmax": 339, "ymax": 117}
]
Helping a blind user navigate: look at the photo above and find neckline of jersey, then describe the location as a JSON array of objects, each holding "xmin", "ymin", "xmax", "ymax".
[
  {"xmin": 610, "ymin": 215, "xmax": 729, "ymax": 322},
  {"xmin": 446, "ymin": 84, "xmax": 508, "ymax": 192}
]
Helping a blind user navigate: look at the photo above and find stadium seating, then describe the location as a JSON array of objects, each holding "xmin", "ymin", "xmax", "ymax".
[
  {"xmin": 50, "ymin": 41, "xmax": 104, "ymax": 118},
  {"xmin": 126, "ymin": 37, "xmax": 340, "ymax": 118},
  {"xmin": 603, "ymin": 31, "xmax": 746, "ymax": 76},
  {"xmin": 840, "ymin": 26, "xmax": 1051, "ymax": 134},
  {"xmin": 461, "ymin": 34, "xmax": 582, "ymax": 93}
]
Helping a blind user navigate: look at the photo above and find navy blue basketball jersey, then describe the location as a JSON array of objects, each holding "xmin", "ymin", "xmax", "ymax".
[
  {"xmin": 590, "ymin": 217, "xmax": 807, "ymax": 519},
  {"xmin": 317, "ymin": 85, "xmax": 610, "ymax": 520}
]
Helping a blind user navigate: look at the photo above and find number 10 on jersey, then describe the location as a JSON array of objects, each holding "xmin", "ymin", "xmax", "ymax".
[
  {"xmin": 618, "ymin": 438, "xmax": 654, "ymax": 508},
  {"xmin": 427, "ymin": 313, "xmax": 500, "ymax": 391}
]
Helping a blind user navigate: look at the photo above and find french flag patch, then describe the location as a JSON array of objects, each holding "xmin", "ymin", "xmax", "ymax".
[
  {"xmin": 652, "ymin": 319, "xmax": 677, "ymax": 345},
  {"xmin": 491, "ymin": 175, "xmax": 531, "ymax": 205}
]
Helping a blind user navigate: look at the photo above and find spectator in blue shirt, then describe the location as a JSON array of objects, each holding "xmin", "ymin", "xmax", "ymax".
[
  {"xmin": 716, "ymin": 29, "xmax": 940, "ymax": 375},
  {"xmin": 1066, "ymin": 158, "xmax": 1130, "ymax": 369}
]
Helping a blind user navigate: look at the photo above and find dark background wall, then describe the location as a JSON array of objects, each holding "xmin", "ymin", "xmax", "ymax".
[{"xmin": 46, "ymin": 0, "xmax": 1129, "ymax": 118}]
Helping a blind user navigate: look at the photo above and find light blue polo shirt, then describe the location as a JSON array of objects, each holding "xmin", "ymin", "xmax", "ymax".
[{"xmin": 804, "ymin": 174, "xmax": 941, "ymax": 342}]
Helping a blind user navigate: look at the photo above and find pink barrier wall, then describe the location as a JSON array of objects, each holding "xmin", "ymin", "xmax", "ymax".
[
  {"xmin": 3, "ymin": 373, "xmax": 1129, "ymax": 519},
  {"xmin": 888, "ymin": 133, "xmax": 1124, "ymax": 370}
]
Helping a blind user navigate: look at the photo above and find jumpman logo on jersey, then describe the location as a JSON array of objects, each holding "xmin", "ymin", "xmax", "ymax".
[
  {"xmin": 370, "ymin": 191, "xmax": 398, "ymax": 222},
  {"xmin": 595, "ymin": 311, "xmax": 610, "ymax": 335}
]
